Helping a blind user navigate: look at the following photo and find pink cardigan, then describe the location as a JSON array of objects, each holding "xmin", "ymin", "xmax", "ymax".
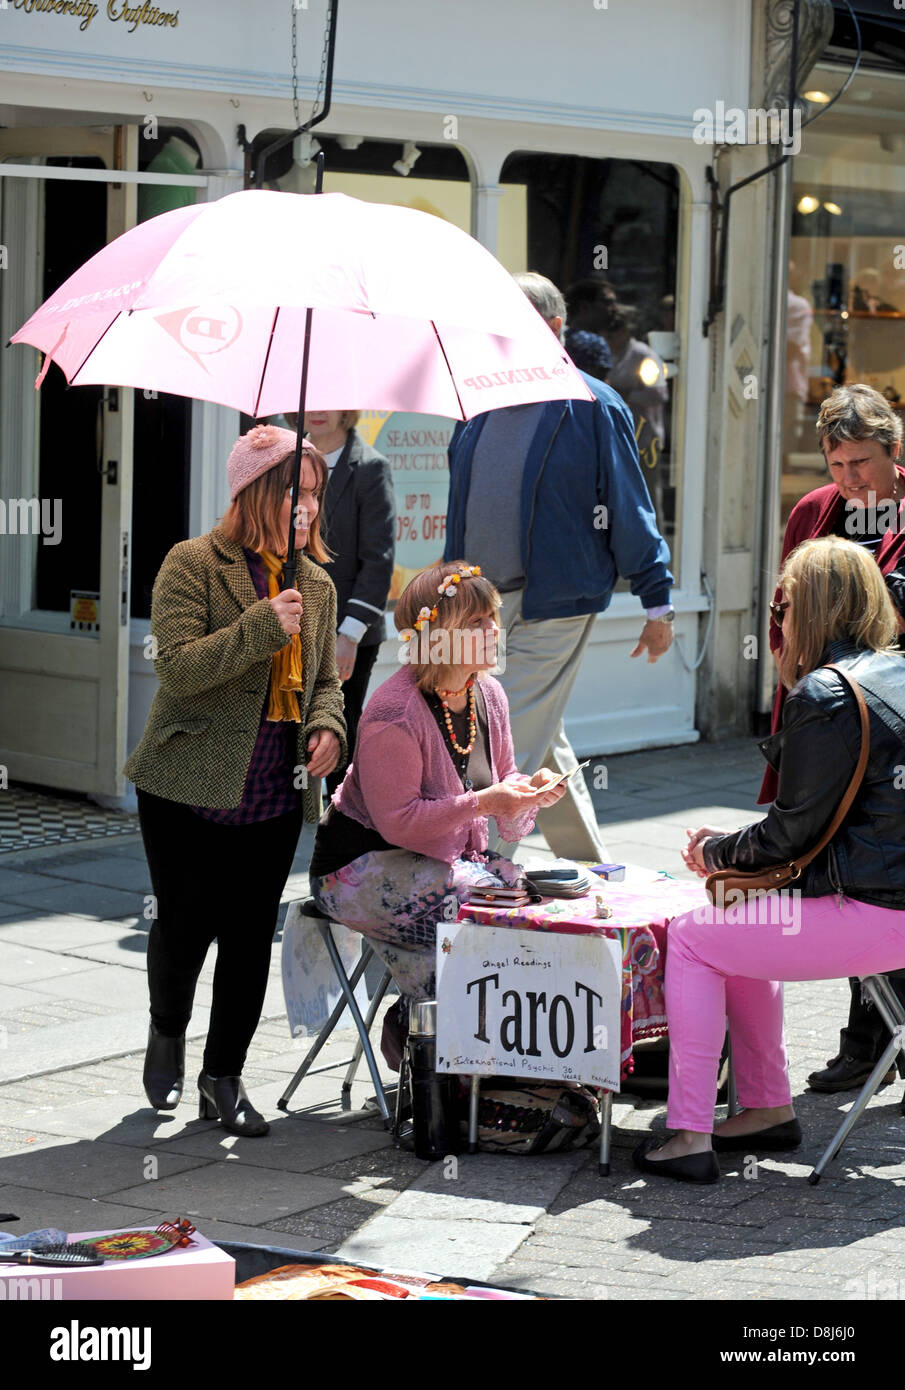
[{"xmin": 333, "ymin": 666, "xmax": 538, "ymax": 863}]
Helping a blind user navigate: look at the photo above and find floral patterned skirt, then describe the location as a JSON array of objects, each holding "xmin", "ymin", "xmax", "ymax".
[{"xmin": 310, "ymin": 848, "xmax": 524, "ymax": 999}]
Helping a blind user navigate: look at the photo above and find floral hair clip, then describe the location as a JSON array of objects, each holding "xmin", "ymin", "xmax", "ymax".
[
  {"xmin": 404, "ymin": 604, "xmax": 439, "ymax": 641},
  {"xmin": 403, "ymin": 567, "xmax": 483, "ymax": 641},
  {"xmin": 437, "ymin": 564, "xmax": 482, "ymax": 598}
]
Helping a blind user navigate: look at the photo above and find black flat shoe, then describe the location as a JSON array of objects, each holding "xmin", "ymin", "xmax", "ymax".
[
  {"xmin": 711, "ymin": 1117, "xmax": 802, "ymax": 1152},
  {"xmin": 807, "ymin": 1054, "xmax": 894, "ymax": 1093},
  {"xmin": 142, "ymin": 1024, "xmax": 185, "ymax": 1110},
  {"xmin": 197, "ymin": 1072, "xmax": 269, "ymax": 1137},
  {"xmin": 632, "ymin": 1135, "xmax": 720, "ymax": 1184}
]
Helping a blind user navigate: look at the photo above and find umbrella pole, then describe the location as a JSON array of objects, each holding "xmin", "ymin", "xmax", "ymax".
[{"xmin": 283, "ymin": 152, "xmax": 326, "ymax": 591}]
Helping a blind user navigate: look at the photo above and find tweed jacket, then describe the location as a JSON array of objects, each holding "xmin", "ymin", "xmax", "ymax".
[
  {"xmin": 318, "ymin": 429, "xmax": 396, "ymax": 647},
  {"xmin": 124, "ymin": 526, "xmax": 346, "ymax": 818}
]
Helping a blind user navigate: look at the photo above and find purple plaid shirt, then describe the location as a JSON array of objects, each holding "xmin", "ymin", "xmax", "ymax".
[{"xmin": 192, "ymin": 549, "xmax": 302, "ymax": 825}]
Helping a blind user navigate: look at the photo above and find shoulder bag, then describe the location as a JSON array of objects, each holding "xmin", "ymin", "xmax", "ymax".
[{"xmin": 705, "ymin": 665, "xmax": 869, "ymax": 904}]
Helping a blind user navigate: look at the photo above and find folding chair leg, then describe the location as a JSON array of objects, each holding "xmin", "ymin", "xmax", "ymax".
[
  {"xmin": 598, "ymin": 1090, "xmax": 613, "ymax": 1176},
  {"xmin": 277, "ymin": 944, "xmax": 373, "ymax": 1111},
  {"xmin": 342, "ymin": 968, "xmax": 392, "ymax": 1093},
  {"xmin": 467, "ymin": 1075, "xmax": 480, "ymax": 1153},
  {"xmin": 808, "ymin": 1025, "xmax": 905, "ymax": 1185},
  {"xmin": 393, "ymin": 1047, "xmax": 410, "ymax": 1143},
  {"xmin": 869, "ymin": 976, "xmax": 905, "ymax": 1035},
  {"xmin": 726, "ymin": 1033, "xmax": 739, "ymax": 1118},
  {"xmin": 321, "ymin": 924, "xmax": 391, "ymax": 1124}
]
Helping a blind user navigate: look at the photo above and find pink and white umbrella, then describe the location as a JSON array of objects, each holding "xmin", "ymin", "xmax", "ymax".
[
  {"xmin": 12, "ymin": 189, "xmax": 591, "ymax": 420},
  {"xmin": 13, "ymin": 185, "xmax": 591, "ymax": 574}
]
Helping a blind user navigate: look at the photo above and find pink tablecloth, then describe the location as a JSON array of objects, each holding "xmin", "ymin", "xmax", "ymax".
[{"xmin": 457, "ymin": 867, "xmax": 709, "ymax": 1077}]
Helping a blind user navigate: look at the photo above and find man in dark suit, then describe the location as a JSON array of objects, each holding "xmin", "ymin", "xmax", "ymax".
[{"xmin": 298, "ymin": 411, "xmax": 396, "ymax": 795}]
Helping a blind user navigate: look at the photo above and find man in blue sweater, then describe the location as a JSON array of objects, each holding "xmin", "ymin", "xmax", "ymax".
[{"xmin": 444, "ymin": 273, "xmax": 674, "ymax": 862}]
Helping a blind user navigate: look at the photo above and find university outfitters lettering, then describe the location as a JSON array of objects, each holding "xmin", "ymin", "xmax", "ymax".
[{"xmin": 9, "ymin": 0, "xmax": 180, "ymax": 33}]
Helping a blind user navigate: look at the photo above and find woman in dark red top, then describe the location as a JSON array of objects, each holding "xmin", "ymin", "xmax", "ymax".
[{"xmin": 762, "ymin": 385, "xmax": 905, "ymax": 1098}]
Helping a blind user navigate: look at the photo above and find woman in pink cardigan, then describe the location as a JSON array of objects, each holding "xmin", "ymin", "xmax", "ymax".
[{"xmin": 309, "ymin": 561, "xmax": 566, "ymax": 997}]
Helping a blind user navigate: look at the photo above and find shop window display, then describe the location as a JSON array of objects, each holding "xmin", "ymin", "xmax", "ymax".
[
  {"xmin": 500, "ymin": 151, "xmax": 681, "ymax": 584},
  {"xmin": 781, "ymin": 65, "xmax": 905, "ymax": 532}
]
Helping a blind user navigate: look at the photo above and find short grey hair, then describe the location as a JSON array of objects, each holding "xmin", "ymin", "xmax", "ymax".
[
  {"xmin": 513, "ymin": 271, "xmax": 567, "ymax": 343},
  {"xmin": 816, "ymin": 384, "xmax": 903, "ymax": 457}
]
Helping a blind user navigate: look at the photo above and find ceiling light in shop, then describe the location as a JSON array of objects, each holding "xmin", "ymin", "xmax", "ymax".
[
  {"xmin": 638, "ymin": 357, "xmax": 662, "ymax": 387},
  {"xmin": 822, "ymin": 202, "xmax": 843, "ymax": 216},
  {"xmin": 803, "ymin": 90, "xmax": 831, "ymax": 104},
  {"xmin": 797, "ymin": 195, "xmax": 820, "ymax": 214}
]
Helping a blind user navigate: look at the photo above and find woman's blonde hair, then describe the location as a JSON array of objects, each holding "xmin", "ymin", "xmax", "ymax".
[
  {"xmin": 220, "ymin": 444, "xmax": 331, "ymax": 562},
  {"xmin": 395, "ymin": 560, "xmax": 501, "ymax": 692},
  {"xmin": 777, "ymin": 535, "xmax": 897, "ymax": 688}
]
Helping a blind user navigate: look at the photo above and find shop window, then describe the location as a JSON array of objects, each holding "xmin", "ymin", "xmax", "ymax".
[
  {"xmin": 500, "ymin": 151, "xmax": 681, "ymax": 585},
  {"xmin": 129, "ymin": 126, "xmax": 198, "ymax": 618},
  {"xmin": 781, "ymin": 65, "xmax": 905, "ymax": 532},
  {"xmin": 35, "ymin": 163, "xmax": 106, "ymax": 614}
]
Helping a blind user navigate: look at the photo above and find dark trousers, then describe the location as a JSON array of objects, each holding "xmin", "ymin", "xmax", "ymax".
[
  {"xmin": 842, "ymin": 973, "xmax": 905, "ymax": 1070},
  {"xmin": 137, "ymin": 790, "xmax": 304, "ymax": 1076},
  {"xmin": 325, "ymin": 640, "xmax": 380, "ymax": 799}
]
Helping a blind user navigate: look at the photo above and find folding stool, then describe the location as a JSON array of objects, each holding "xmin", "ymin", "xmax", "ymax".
[
  {"xmin": 808, "ymin": 973, "xmax": 905, "ymax": 1184},
  {"xmin": 278, "ymin": 898, "xmax": 394, "ymax": 1124}
]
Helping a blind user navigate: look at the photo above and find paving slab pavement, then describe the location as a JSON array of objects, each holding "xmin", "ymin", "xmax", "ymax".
[{"xmin": 0, "ymin": 741, "xmax": 903, "ymax": 1304}]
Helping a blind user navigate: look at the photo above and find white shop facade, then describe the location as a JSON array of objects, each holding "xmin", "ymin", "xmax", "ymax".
[{"xmin": 0, "ymin": 0, "xmax": 754, "ymax": 805}]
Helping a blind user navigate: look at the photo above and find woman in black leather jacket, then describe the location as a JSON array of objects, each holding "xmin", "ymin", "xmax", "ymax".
[{"xmin": 634, "ymin": 536, "xmax": 905, "ymax": 1184}]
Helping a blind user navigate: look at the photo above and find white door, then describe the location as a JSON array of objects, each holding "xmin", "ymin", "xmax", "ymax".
[{"xmin": 0, "ymin": 129, "xmax": 135, "ymax": 798}]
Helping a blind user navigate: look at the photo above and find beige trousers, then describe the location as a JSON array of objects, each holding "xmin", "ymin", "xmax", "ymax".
[{"xmin": 492, "ymin": 589, "xmax": 609, "ymax": 863}]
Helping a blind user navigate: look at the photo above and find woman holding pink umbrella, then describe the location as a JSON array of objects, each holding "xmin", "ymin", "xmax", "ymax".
[{"xmin": 125, "ymin": 424, "xmax": 346, "ymax": 1136}]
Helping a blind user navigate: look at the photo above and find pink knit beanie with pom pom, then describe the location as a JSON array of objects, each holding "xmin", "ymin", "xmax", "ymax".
[{"xmin": 227, "ymin": 424, "xmax": 297, "ymax": 499}]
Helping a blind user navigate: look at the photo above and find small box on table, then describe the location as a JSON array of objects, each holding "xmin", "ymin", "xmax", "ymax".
[{"xmin": 590, "ymin": 863, "xmax": 626, "ymax": 881}]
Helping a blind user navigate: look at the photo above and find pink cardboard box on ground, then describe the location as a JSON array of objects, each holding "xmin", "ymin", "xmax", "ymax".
[{"xmin": 0, "ymin": 1229, "xmax": 235, "ymax": 1301}]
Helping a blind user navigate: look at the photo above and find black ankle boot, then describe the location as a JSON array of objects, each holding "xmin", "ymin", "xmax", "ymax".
[
  {"xmin": 197, "ymin": 1072, "xmax": 269, "ymax": 1137},
  {"xmin": 143, "ymin": 1024, "xmax": 185, "ymax": 1110}
]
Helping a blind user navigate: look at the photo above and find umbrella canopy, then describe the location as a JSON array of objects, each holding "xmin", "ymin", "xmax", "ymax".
[{"xmin": 12, "ymin": 189, "xmax": 591, "ymax": 419}]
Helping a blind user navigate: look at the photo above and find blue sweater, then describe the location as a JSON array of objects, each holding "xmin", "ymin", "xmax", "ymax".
[{"xmin": 444, "ymin": 372, "xmax": 673, "ymax": 621}]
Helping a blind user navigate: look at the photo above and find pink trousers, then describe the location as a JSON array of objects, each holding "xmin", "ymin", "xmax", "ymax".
[{"xmin": 665, "ymin": 893, "xmax": 905, "ymax": 1133}]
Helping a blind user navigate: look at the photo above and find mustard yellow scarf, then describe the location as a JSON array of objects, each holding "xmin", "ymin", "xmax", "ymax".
[{"xmin": 259, "ymin": 550, "xmax": 303, "ymax": 722}]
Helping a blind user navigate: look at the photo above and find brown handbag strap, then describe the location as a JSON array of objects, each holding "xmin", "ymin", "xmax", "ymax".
[{"xmin": 791, "ymin": 664, "xmax": 870, "ymax": 874}]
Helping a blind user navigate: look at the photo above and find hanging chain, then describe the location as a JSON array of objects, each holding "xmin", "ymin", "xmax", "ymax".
[
  {"xmin": 290, "ymin": 1, "xmax": 300, "ymax": 128},
  {"xmin": 290, "ymin": 0, "xmax": 333, "ymax": 132}
]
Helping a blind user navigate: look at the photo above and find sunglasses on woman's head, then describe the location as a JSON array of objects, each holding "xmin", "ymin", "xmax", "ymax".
[{"xmin": 770, "ymin": 600, "xmax": 790, "ymax": 626}]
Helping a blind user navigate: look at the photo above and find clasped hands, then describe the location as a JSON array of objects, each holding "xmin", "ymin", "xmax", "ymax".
[{"xmin": 682, "ymin": 825, "xmax": 729, "ymax": 878}]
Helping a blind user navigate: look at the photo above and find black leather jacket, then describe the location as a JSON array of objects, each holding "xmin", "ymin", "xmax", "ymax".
[{"xmin": 704, "ymin": 641, "xmax": 905, "ymax": 908}]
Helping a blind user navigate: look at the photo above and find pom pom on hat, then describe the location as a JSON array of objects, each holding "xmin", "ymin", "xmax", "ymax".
[{"xmin": 227, "ymin": 424, "xmax": 298, "ymax": 499}]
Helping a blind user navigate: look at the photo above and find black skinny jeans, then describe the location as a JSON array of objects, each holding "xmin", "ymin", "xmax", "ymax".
[{"xmin": 138, "ymin": 790, "xmax": 304, "ymax": 1077}]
